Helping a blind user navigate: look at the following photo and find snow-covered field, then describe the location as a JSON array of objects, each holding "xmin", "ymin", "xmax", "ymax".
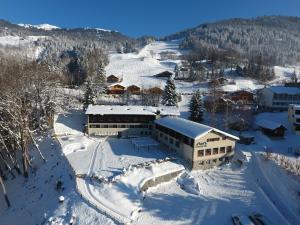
[
  {"xmin": 106, "ymin": 40, "xmax": 183, "ymax": 89},
  {"xmin": 0, "ymin": 35, "xmax": 47, "ymax": 59}
]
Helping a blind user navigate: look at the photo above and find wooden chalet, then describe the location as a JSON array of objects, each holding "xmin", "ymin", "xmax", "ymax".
[
  {"xmin": 204, "ymin": 97, "xmax": 234, "ymax": 113},
  {"xmin": 106, "ymin": 75, "xmax": 120, "ymax": 83},
  {"xmin": 256, "ymin": 119, "xmax": 286, "ymax": 139},
  {"xmin": 155, "ymin": 71, "xmax": 173, "ymax": 78},
  {"xmin": 209, "ymin": 77, "xmax": 229, "ymax": 87},
  {"xmin": 145, "ymin": 87, "xmax": 164, "ymax": 95},
  {"xmin": 107, "ymin": 84, "xmax": 125, "ymax": 95},
  {"xmin": 127, "ymin": 85, "xmax": 141, "ymax": 95},
  {"xmin": 227, "ymin": 90, "xmax": 254, "ymax": 104}
]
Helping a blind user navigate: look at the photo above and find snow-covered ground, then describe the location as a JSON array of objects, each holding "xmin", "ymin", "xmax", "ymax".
[
  {"xmin": 18, "ymin": 23, "xmax": 60, "ymax": 30},
  {"xmin": 272, "ymin": 66, "xmax": 300, "ymax": 84},
  {"xmin": 0, "ymin": 35, "xmax": 47, "ymax": 59},
  {"xmin": 105, "ymin": 40, "xmax": 183, "ymax": 89}
]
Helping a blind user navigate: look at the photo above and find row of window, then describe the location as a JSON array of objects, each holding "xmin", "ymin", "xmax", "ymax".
[
  {"xmin": 89, "ymin": 115, "xmax": 155, "ymax": 123},
  {"xmin": 197, "ymin": 146, "xmax": 232, "ymax": 157},
  {"xmin": 159, "ymin": 132, "xmax": 180, "ymax": 148},
  {"xmin": 156, "ymin": 124, "xmax": 194, "ymax": 147},
  {"xmin": 90, "ymin": 124, "xmax": 150, "ymax": 129},
  {"xmin": 273, "ymin": 101, "xmax": 300, "ymax": 106},
  {"xmin": 198, "ymin": 158, "xmax": 224, "ymax": 165},
  {"xmin": 273, "ymin": 94, "xmax": 300, "ymax": 100}
]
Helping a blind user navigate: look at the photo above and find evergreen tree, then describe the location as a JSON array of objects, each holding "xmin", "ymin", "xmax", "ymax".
[
  {"xmin": 161, "ymin": 77, "xmax": 178, "ymax": 106},
  {"xmin": 174, "ymin": 64, "xmax": 179, "ymax": 79},
  {"xmin": 83, "ymin": 79, "xmax": 95, "ymax": 111},
  {"xmin": 94, "ymin": 61, "xmax": 107, "ymax": 95},
  {"xmin": 189, "ymin": 90, "xmax": 203, "ymax": 123}
]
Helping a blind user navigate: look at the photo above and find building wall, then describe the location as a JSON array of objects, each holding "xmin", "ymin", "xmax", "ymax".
[
  {"xmin": 87, "ymin": 122, "xmax": 152, "ymax": 137},
  {"xmin": 153, "ymin": 128, "xmax": 236, "ymax": 170},
  {"xmin": 192, "ymin": 131, "xmax": 236, "ymax": 169},
  {"xmin": 260, "ymin": 88, "xmax": 300, "ymax": 110},
  {"xmin": 154, "ymin": 130, "xmax": 194, "ymax": 164},
  {"xmin": 288, "ymin": 104, "xmax": 300, "ymax": 135}
]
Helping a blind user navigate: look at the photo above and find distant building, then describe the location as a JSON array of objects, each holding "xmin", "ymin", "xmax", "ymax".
[
  {"xmin": 154, "ymin": 71, "xmax": 173, "ymax": 78},
  {"xmin": 107, "ymin": 84, "xmax": 125, "ymax": 95},
  {"xmin": 106, "ymin": 75, "xmax": 120, "ymax": 83},
  {"xmin": 259, "ymin": 86, "xmax": 300, "ymax": 111},
  {"xmin": 208, "ymin": 77, "xmax": 229, "ymax": 87},
  {"xmin": 85, "ymin": 105, "xmax": 179, "ymax": 137},
  {"xmin": 127, "ymin": 85, "xmax": 141, "ymax": 95},
  {"xmin": 154, "ymin": 117, "xmax": 239, "ymax": 170},
  {"xmin": 227, "ymin": 90, "xmax": 255, "ymax": 104},
  {"xmin": 288, "ymin": 104, "xmax": 300, "ymax": 135},
  {"xmin": 256, "ymin": 119, "xmax": 286, "ymax": 139}
]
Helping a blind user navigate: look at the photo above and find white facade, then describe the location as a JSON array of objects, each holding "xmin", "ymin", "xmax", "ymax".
[
  {"xmin": 288, "ymin": 104, "xmax": 300, "ymax": 135},
  {"xmin": 259, "ymin": 86, "xmax": 300, "ymax": 110},
  {"xmin": 154, "ymin": 117, "xmax": 239, "ymax": 170}
]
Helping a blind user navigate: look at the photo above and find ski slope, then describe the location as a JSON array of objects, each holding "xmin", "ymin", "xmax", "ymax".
[{"xmin": 105, "ymin": 40, "xmax": 182, "ymax": 89}]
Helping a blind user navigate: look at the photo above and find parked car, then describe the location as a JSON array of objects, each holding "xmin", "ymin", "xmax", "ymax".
[
  {"xmin": 232, "ymin": 214, "xmax": 255, "ymax": 225},
  {"xmin": 249, "ymin": 213, "xmax": 273, "ymax": 225}
]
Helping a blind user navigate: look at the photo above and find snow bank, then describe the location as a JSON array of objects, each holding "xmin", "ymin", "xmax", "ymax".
[
  {"xmin": 77, "ymin": 161, "xmax": 184, "ymax": 223},
  {"xmin": 177, "ymin": 172, "xmax": 200, "ymax": 195}
]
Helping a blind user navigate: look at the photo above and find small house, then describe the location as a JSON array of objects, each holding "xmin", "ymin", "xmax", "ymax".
[
  {"xmin": 127, "ymin": 85, "xmax": 141, "ymax": 95},
  {"xmin": 209, "ymin": 77, "xmax": 229, "ymax": 87},
  {"xmin": 145, "ymin": 87, "xmax": 164, "ymax": 95},
  {"xmin": 106, "ymin": 75, "xmax": 120, "ymax": 83},
  {"xmin": 227, "ymin": 90, "xmax": 254, "ymax": 104},
  {"xmin": 256, "ymin": 119, "xmax": 286, "ymax": 138},
  {"xmin": 155, "ymin": 71, "xmax": 173, "ymax": 78},
  {"xmin": 204, "ymin": 96, "xmax": 234, "ymax": 113},
  {"xmin": 107, "ymin": 84, "xmax": 125, "ymax": 95},
  {"xmin": 238, "ymin": 134, "xmax": 255, "ymax": 145}
]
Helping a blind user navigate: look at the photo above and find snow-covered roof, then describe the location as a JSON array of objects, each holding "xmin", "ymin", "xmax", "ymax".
[
  {"xmin": 155, "ymin": 117, "xmax": 239, "ymax": 140},
  {"xmin": 256, "ymin": 119, "xmax": 286, "ymax": 130},
  {"xmin": 85, "ymin": 105, "xmax": 180, "ymax": 116},
  {"xmin": 268, "ymin": 86, "xmax": 300, "ymax": 95}
]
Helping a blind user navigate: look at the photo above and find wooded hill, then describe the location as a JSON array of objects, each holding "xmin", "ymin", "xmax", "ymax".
[{"xmin": 163, "ymin": 16, "xmax": 300, "ymax": 65}]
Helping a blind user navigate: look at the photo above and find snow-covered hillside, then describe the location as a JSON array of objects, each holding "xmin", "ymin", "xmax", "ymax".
[
  {"xmin": 0, "ymin": 35, "xmax": 47, "ymax": 59},
  {"xmin": 18, "ymin": 23, "xmax": 60, "ymax": 30},
  {"xmin": 106, "ymin": 40, "xmax": 183, "ymax": 89}
]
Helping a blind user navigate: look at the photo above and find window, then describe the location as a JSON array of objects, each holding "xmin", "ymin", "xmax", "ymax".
[
  {"xmin": 226, "ymin": 146, "xmax": 232, "ymax": 153},
  {"xmin": 213, "ymin": 148, "xmax": 218, "ymax": 155},
  {"xmin": 207, "ymin": 138, "xmax": 220, "ymax": 142},
  {"xmin": 205, "ymin": 149, "xmax": 211, "ymax": 155},
  {"xmin": 198, "ymin": 150, "xmax": 204, "ymax": 157},
  {"xmin": 220, "ymin": 147, "xmax": 225, "ymax": 153}
]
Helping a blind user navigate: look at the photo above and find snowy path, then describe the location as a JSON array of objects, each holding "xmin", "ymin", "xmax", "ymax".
[
  {"xmin": 251, "ymin": 153, "xmax": 299, "ymax": 225},
  {"xmin": 78, "ymin": 137, "xmax": 133, "ymax": 224}
]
